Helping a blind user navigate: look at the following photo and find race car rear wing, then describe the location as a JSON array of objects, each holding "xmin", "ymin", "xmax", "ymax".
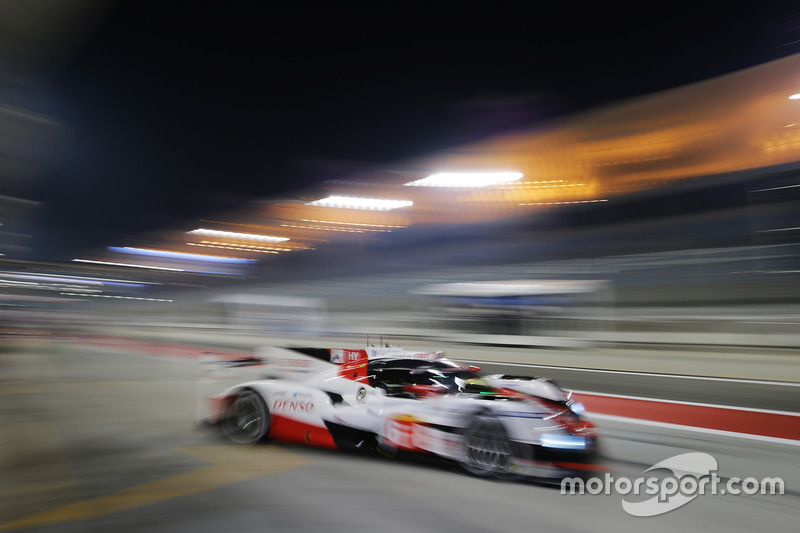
[
  {"xmin": 333, "ymin": 345, "xmax": 444, "ymax": 363},
  {"xmin": 195, "ymin": 344, "xmax": 445, "ymax": 421},
  {"xmin": 198, "ymin": 344, "xmax": 444, "ymax": 381}
]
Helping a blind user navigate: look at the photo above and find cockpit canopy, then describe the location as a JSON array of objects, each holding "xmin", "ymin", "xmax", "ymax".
[{"xmin": 368, "ymin": 358, "xmax": 495, "ymax": 396}]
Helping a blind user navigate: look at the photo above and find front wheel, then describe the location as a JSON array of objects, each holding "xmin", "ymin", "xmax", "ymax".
[{"xmin": 221, "ymin": 389, "xmax": 270, "ymax": 444}]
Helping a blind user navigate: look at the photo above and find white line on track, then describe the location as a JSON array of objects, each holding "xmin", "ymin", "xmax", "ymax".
[
  {"xmin": 460, "ymin": 359, "xmax": 800, "ymax": 387},
  {"xmin": 571, "ymin": 389, "xmax": 800, "ymax": 417}
]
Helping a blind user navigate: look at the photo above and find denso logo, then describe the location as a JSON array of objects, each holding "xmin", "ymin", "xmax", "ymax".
[{"xmin": 273, "ymin": 399, "xmax": 314, "ymax": 413}]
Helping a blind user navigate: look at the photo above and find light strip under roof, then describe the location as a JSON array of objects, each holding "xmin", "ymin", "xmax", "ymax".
[
  {"xmin": 187, "ymin": 228, "xmax": 289, "ymax": 242},
  {"xmin": 404, "ymin": 172, "xmax": 523, "ymax": 187},
  {"xmin": 306, "ymin": 196, "xmax": 413, "ymax": 211}
]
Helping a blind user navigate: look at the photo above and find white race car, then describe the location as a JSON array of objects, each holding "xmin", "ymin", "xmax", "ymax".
[{"xmin": 197, "ymin": 344, "xmax": 598, "ymax": 480}]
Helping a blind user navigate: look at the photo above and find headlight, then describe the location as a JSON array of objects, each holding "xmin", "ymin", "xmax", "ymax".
[
  {"xmin": 570, "ymin": 401, "xmax": 586, "ymax": 415},
  {"xmin": 540, "ymin": 433, "xmax": 587, "ymax": 449}
]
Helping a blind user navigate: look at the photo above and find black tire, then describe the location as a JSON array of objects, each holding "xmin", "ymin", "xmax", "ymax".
[
  {"xmin": 221, "ymin": 389, "xmax": 270, "ymax": 444},
  {"xmin": 459, "ymin": 416, "xmax": 515, "ymax": 478}
]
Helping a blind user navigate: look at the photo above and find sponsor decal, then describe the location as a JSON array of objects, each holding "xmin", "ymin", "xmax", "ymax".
[
  {"xmin": 383, "ymin": 417, "xmax": 458, "ymax": 455},
  {"xmin": 367, "ymin": 349, "xmax": 441, "ymax": 361},
  {"xmin": 345, "ymin": 350, "xmax": 365, "ymax": 362},
  {"xmin": 273, "ymin": 399, "xmax": 315, "ymax": 413},
  {"xmin": 409, "ymin": 351, "xmax": 442, "ymax": 360},
  {"xmin": 331, "ymin": 349, "xmax": 365, "ymax": 363},
  {"xmin": 273, "ymin": 391, "xmax": 312, "ymax": 399},
  {"xmin": 384, "ymin": 417, "xmax": 418, "ymax": 450}
]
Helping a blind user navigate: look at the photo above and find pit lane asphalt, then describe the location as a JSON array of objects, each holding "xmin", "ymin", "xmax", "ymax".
[{"xmin": 1, "ymin": 338, "xmax": 797, "ymax": 533}]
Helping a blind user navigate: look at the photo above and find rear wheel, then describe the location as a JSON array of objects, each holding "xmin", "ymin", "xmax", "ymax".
[{"xmin": 221, "ymin": 389, "xmax": 270, "ymax": 444}]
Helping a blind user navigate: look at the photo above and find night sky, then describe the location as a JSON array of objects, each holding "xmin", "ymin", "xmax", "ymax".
[{"xmin": 29, "ymin": 1, "xmax": 799, "ymax": 261}]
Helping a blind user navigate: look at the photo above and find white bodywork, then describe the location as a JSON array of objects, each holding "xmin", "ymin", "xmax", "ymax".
[{"xmin": 198, "ymin": 344, "xmax": 597, "ymax": 479}]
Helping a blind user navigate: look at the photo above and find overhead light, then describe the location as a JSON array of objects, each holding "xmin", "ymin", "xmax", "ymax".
[
  {"xmin": 789, "ymin": 93, "xmax": 800, "ymax": 100},
  {"xmin": 187, "ymin": 228, "xmax": 289, "ymax": 242},
  {"xmin": 108, "ymin": 247, "xmax": 255, "ymax": 264},
  {"xmin": 404, "ymin": 172, "xmax": 523, "ymax": 187},
  {"xmin": 306, "ymin": 196, "xmax": 413, "ymax": 211},
  {"xmin": 301, "ymin": 218, "xmax": 406, "ymax": 229}
]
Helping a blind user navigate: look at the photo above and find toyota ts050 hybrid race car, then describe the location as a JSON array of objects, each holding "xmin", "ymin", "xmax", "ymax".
[{"xmin": 197, "ymin": 344, "xmax": 599, "ymax": 480}]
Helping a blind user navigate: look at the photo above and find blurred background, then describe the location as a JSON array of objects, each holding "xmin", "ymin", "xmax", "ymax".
[
  {"xmin": 1, "ymin": 0, "xmax": 800, "ymax": 354},
  {"xmin": 1, "ymin": 1, "xmax": 799, "ymax": 532}
]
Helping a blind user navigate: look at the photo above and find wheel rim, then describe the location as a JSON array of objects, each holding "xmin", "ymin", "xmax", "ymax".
[
  {"xmin": 224, "ymin": 391, "xmax": 268, "ymax": 443},
  {"xmin": 462, "ymin": 420, "xmax": 512, "ymax": 475}
]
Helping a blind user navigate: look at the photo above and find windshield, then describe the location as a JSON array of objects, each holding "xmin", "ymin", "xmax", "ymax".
[{"xmin": 421, "ymin": 370, "xmax": 495, "ymax": 394}]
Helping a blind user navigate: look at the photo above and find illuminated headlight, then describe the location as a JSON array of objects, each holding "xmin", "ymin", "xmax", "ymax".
[
  {"xmin": 570, "ymin": 401, "xmax": 586, "ymax": 415},
  {"xmin": 540, "ymin": 433, "xmax": 587, "ymax": 449}
]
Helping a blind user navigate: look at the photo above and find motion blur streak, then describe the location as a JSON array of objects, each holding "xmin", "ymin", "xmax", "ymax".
[
  {"xmin": 88, "ymin": 53, "xmax": 800, "ymax": 262},
  {"xmin": 1, "ymin": 6, "xmax": 800, "ymax": 531}
]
